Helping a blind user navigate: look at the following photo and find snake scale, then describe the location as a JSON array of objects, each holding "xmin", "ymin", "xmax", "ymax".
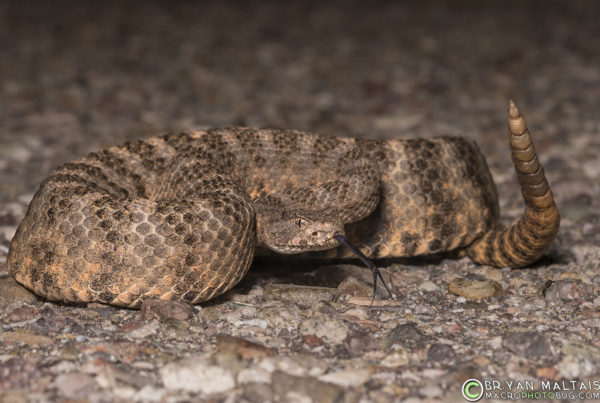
[{"xmin": 8, "ymin": 101, "xmax": 559, "ymax": 307}]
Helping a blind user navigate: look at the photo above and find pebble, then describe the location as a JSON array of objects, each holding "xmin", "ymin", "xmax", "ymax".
[
  {"xmin": 242, "ymin": 382, "xmax": 275, "ymax": 402},
  {"xmin": 472, "ymin": 266, "xmax": 504, "ymax": 281},
  {"xmin": 133, "ymin": 385, "xmax": 167, "ymax": 402},
  {"xmin": 488, "ymin": 336, "xmax": 503, "ymax": 349},
  {"xmin": 502, "ymin": 332, "xmax": 553, "ymax": 358},
  {"xmin": 140, "ymin": 299, "xmax": 195, "ymax": 321},
  {"xmin": 535, "ymin": 366, "xmax": 558, "ymax": 379},
  {"xmin": 216, "ymin": 334, "xmax": 276, "ymax": 359},
  {"xmin": 464, "ymin": 300, "xmax": 487, "ymax": 310},
  {"xmin": 419, "ymin": 384, "xmax": 443, "ymax": 398},
  {"xmin": 345, "ymin": 330, "xmax": 381, "ymax": 354},
  {"xmin": 0, "ymin": 277, "xmax": 38, "ymax": 308},
  {"xmin": 0, "ymin": 358, "xmax": 42, "ymax": 389},
  {"xmin": 263, "ymin": 284, "xmax": 336, "ymax": 307},
  {"xmin": 50, "ymin": 360, "xmax": 78, "ymax": 373},
  {"xmin": 159, "ymin": 356, "xmax": 235, "ymax": 394},
  {"xmin": 0, "ymin": 331, "xmax": 53, "ymax": 346},
  {"xmin": 378, "ymin": 311, "xmax": 397, "ymax": 322},
  {"xmin": 302, "ymin": 334, "xmax": 325, "ymax": 347},
  {"xmin": 7, "ymin": 305, "xmax": 38, "ymax": 323},
  {"xmin": 124, "ymin": 320, "xmax": 160, "ymax": 339},
  {"xmin": 427, "ymin": 343, "xmax": 456, "ymax": 365},
  {"xmin": 318, "ymin": 369, "xmax": 370, "ymax": 387},
  {"xmin": 0, "ymin": 389, "xmax": 27, "ymax": 403},
  {"xmin": 300, "ymin": 314, "xmax": 348, "ymax": 344},
  {"xmin": 448, "ymin": 277, "xmax": 504, "ymax": 299},
  {"xmin": 199, "ymin": 304, "xmax": 228, "ymax": 322},
  {"xmin": 559, "ymin": 271, "xmax": 588, "ymax": 282},
  {"xmin": 337, "ymin": 276, "xmax": 373, "ymax": 298},
  {"xmin": 258, "ymin": 300, "xmax": 303, "ymax": 331},
  {"xmin": 237, "ymin": 367, "xmax": 272, "ymax": 384},
  {"xmin": 54, "ymin": 372, "xmax": 97, "ymax": 398},
  {"xmin": 341, "ymin": 307, "xmax": 368, "ymax": 320},
  {"xmin": 387, "ymin": 323, "xmax": 428, "ymax": 350},
  {"xmin": 284, "ymin": 391, "xmax": 313, "ymax": 403},
  {"xmin": 234, "ymin": 318, "xmax": 268, "ymax": 329},
  {"xmin": 380, "ymin": 349, "xmax": 410, "ymax": 367},
  {"xmin": 271, "ymin": 370, "xmax": 343, "ymax": 403},
  {"xmin": 161, "ymin": 318, "xmax": 191, "ymax": 340},
  {"xmin": 212, "ymin": 350, "xmax": 246, "ymax": 374},
  {"xmin": 557, "ymin": 353, "xmax": 595, "ymax": 378},
  {"xmin": 259, "ymin": 354, "xmax": 328, "ymax": 377},
  {"xmin": 544, "ymin": 279, "xmax": 592, "ymax": 303},
  {"xmin": 562, "ymin": 340, "xmax": 600, "ymax": 362},
  {"xmin": 418, "ymin": 280, "xmax": 442, "ymax": 292},
  {"xmin": 110, "ymin": 340, "xmax": 142, "ymax": 364},
  {"xmin": 221, "ymin": 305, "xmax": 255, "ymax": 323}
]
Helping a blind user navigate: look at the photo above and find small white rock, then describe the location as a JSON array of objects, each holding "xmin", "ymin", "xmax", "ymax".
[
  {"xmin": 421, "ymin": 368, "xmax": 447, "ymax": 379},
  {"xmin": 371, "ymin": 371, "xmax": 396, "ymax": 383},
  {"xmin": 300, "ymin": 316, "xmax": 348, "ymax": 344},
  {"xmin": 159, "ymin": 357, "xmax": 235, "ymax": 394},
  {"xmin": 237, "ymin": 367, "xmax": 271, "ymax": 384},
  {"xmin": 134, "ymin": 385, "xmax": 166, "ymax": 402},
  {"xmin": 419, "ymin": 280, "xmax": 442, "ymax": 292},
  {"xmin": 558, "ymin": 354, "xmax": 595, "ymax": 378},
  {"xmin": 50, "ymin": 360, "xmax": 78, "ymax": 373},
  {"xmin": 342, "ymin": 308, "xmax": 368, "ymax": 320},
  {"xmin": 379, "ymin": 311, "xmax": 397, "ymax": 322},
  {"xmin": 381, "ymin": 349, "xmax": 409, "ymax": 367},
  {"xmin": 258, "ymin": 356, "xmax": 309, "ymax": 377},
  {"xmin": 419, "ymin": 384, "xmax": 442, "ymax": 398},
  {"xmin": 127, "ymin": 321, "xmax": 160, "ymax": 339},
  {"xmin": 132, "ymin": 361, "xmax": 155, "ymax": 370},
  {"xmin": 54, "ymin": 372, "xmax": 96, "ymax": 398},
  {"xmin": 112, "ymin": 386, "xmax": 136, "ymax": 400},
  {"xmin": 233, "ymin": 318, "xmax": 268, "ymax": 329},
  {"xmin": 258, "ymin": 301, "xmax": 303, "ymax": 331},
  {"xmin": 285, "ymin": 391, "xmax": 313, "ymax": 403},
  {"xmin": 488, "ymin": 336, "xmax": 503, "ymax": 349},
  {"xmin": 319, "ymin": 369, "xmax": 370, "ymax": 388}
]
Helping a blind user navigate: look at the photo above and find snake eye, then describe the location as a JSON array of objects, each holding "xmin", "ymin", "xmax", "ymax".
[{"xmin": 297, "ymin": 216, "xmax": 310, "ymax": 228}]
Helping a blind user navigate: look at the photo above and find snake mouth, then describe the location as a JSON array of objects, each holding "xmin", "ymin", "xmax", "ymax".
[{"xmin": 269, "ymin": 238, "xmax": 341, "ymax": 254}]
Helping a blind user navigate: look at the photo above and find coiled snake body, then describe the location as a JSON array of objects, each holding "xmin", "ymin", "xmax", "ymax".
[{"xmin": 8, "ymin": 101, "xmax": 559, "ymax": 307}]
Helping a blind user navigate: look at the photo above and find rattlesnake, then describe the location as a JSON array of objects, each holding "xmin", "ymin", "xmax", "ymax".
[{"xmin": 8, "ymin": 101, "xmax": 559, "ymax": 307}]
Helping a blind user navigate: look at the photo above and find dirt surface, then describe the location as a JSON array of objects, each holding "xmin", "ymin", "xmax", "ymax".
[{"xmin": 1, "ymin": 1, "xmax": 599, "ymax": 402}]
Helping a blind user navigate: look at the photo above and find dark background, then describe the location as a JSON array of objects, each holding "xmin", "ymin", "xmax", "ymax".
[{"xmin": 3, "ymin": 0, "xmax": 598, "ymax": 250}]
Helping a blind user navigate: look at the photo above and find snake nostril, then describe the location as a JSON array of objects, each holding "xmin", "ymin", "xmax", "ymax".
[{"xmin": 312, "ymin": 231, "xmax": 318, "ymax": 236}]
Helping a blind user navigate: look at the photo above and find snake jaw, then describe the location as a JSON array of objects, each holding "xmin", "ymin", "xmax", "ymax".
[{"xmin": 267, "ymin": 238, "xmax": 341, "ymax": 254}]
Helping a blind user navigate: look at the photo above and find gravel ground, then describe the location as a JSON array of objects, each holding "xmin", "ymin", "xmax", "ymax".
[{"xmin": 1, "ymin": 1, "xmax": 599, "ymax": 402}]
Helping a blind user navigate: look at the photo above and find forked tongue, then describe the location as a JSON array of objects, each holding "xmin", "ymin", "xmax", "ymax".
[{"xmin": 333, "ymin": 234, "xmax": 393, "ymax": 303}]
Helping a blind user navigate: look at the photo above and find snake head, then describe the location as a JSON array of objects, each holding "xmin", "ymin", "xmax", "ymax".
[{"xmin": 256, "ymin": 210, "xmax": 344, "ymax": 254}]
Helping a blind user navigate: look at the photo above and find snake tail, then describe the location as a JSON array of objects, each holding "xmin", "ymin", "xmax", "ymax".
[{"xmin": 466, "ymin": 100, "xmax": 560, "ymax": 268}]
